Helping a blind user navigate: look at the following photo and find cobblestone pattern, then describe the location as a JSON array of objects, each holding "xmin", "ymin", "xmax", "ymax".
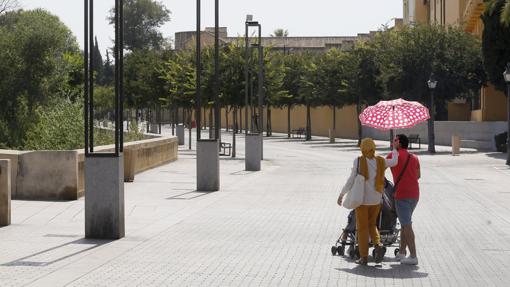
[{"xmin": 1, "ymin": 130, "xmax": 509, "ymax": 286}]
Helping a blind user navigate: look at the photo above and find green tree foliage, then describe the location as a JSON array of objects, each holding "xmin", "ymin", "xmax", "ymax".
[
  {"xmin": 482, "ymin": 0, "xmax": 510, "ymax": 92},
  {"xmin": 0, "ymin": 9, "xmax": 81, "ymax": 148},
  {"xmin": 271, "ymin": 28, "xmax": 289, "ymax": 37},
  {"xmin": 219, "ymin": 41, "xmax": 245, "ymax": 109},
  {"xmin": 93, "ymin": 36, "xmax": 104, "ymax": 84},
  {"xmin": 124, "ymin": 49, "xmax": 168, "ymax": 110},
  {"xmin": 485, "ymin": 0, "xmax": 510, "ymax": 26},
  {"xmin": 372, "ymin": 24, "xmax": 485, "ymax": 120},
  {"xmin": 160, "ymin": 50, "xmax": 196, "ymax": 109},
  {"xmin": 109, "ymin": 0, "xmax": 171, "ymax": 51},
  {"xmin": 24, "ymin": 98, "xmax": 84, "ymax": 150}
]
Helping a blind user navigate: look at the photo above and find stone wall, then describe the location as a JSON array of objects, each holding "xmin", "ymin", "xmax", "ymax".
[
  {"xmin": 362, "ymin": 121, "xmax": 507, "ymax": 150},
  {"xmin": 0, "ymin": 135, "xmax": 178, "ymax": 201}
]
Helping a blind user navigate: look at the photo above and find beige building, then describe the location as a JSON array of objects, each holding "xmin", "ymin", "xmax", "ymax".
[
  {"xmin": 174, "ymin": 27, "xmax": 379, "ymax": 53},
  {"xmin": 403, "ymin": 0, "xmax": 507, "ymax": 122}
]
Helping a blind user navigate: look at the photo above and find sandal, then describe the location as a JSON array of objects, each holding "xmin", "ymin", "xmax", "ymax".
[
  {"xmin": 355, "ymin": 257, "xmax": 368, "ymax": 266},
  {"xmin": 374, "ymin": 245, "xmax": 384, "ymax": 263}
]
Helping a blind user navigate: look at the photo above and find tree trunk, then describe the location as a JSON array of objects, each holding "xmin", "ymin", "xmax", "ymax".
[
  {"xmin": 306, "ymin": 104, "xmax": 312, "ymax": 141},
  {"xmin": 239, "ymin": 107, "xmax": 243, "ymax": 134},
  {"xmin": 266, "ymin": 107, "xmax": 272, "ymax": 136},
  {"xmin": 287, "ymin": 105, "xmax": 291, "ymax": 138},
  {"xmin": 146, "ymin": 108, "xmax": 150, "ymax": 133},
  {"xmin": 209, "ymin": 107, "xmax": 214, "ymax": 139},
  {"xmin": 232, "ymin": 107, "xmax": 237, "ymax": 157},
  {"xmin": 188, "ymin": 108, "xmax": 192, "ymax": 150},
  {"xmin": 225, "ymin": 107, "xmax": 229, "ymax": 132},
  {"xmin": 357, "ymin": 97, "xmax": 362, "ymax": 146}
]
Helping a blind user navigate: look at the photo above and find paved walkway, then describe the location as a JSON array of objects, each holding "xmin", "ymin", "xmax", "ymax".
[{"xmin": 1, "ymin": 128, "xmax": 510, "ymax": 286}]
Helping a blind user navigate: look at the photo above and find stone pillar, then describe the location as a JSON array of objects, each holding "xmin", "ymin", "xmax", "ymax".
[
  {"xmin": 452, "ymin": 135, "xmax": 461, "ymax": 156},
  {"xmin": 177, "ymin": 124, "xmax": 185, "ymax": 146},
  {"xmin": 85, "ymin": 156, "xmax": 125, "ymax": 239},
  {"xmin": 0, "ymin": 159, "xmax": 11, "ymax": 227},
  {"xmin": 246, "ymin": 133, "xmax": 262, "ymax": 171},
  {"xmin": 197, "ymin": 139, "xmax": 220, "ymax": 191},
  {"xmin": 124, "ymin": 148, "xmax": 137, "ymax": 182}
]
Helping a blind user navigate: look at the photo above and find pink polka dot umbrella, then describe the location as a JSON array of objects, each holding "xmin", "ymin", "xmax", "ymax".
[{"xmin": 359, "ymin": 98, "xmax": 430, "ymax": 131}]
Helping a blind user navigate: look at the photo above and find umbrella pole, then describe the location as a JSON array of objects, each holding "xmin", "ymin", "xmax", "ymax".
[{"xmin": 389, "ymin": 129, "xmax": 394, "ymax": 148}]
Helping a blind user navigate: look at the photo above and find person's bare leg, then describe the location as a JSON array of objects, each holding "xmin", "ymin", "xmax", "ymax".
[
  {"xmin": 400, "ymin": 226, "xmax": 408, "ymax": 255},
  {"xmin": 406, "ymin": 224, "xmax": 416, "ymax": 257}
]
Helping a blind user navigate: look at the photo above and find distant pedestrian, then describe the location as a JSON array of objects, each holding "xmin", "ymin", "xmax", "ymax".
[
  {"xmin": 386, "ymin": 134, "xmax": 421, "ymax": 265},
  {"xmin": 338, "ymin": 138, "xmax": 398, "ymax": 265}
]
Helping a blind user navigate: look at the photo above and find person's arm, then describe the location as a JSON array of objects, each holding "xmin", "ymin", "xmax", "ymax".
[
  {"xmin": 385, "ymin": 149, "xmax": 399, "ymax": 168},
  {"xmin": 417, "ymin": 157, "xmax": 421, "ymax": 179},
  {"xmin": 338, "ymin": 159, "xmax": 359, "ymax": 205}
]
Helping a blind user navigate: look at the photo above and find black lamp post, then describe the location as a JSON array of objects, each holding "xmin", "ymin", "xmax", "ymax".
[
  {"xmin": 244, "ymin": 16, "xmax": 262, "ymax": 135},
  {"xmin": 427, "ymin": 73, "xmax": 437, "ymax": 154},
  {"xmin": 504, "ymin": 63, "xmax": 510, "ymax": 165}
]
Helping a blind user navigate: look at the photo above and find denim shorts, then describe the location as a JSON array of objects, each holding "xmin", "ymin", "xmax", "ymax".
[{"xmin": 395, "ymin": 199, "xmax": 418, "ymax": 227}]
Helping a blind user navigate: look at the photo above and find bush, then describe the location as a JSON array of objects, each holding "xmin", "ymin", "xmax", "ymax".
[
  {"xmin": 495, "ymin": 132, "xmax": 508, "ymax": 153},
  {"xmin": 24, "ymin": 98, "xmax": 84, "ymax": 150}
]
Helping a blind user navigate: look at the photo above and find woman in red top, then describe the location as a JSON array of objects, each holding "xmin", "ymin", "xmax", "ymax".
[{"xmin": 386, "ymin": 134, "xmax": 421, "ymax": 265}]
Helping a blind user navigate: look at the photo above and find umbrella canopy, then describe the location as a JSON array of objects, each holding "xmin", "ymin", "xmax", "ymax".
[{"xmin": 359, "ymin": 98, "xmax": 430, "ymax": 131}]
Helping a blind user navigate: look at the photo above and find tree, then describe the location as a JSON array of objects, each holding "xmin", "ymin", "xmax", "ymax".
[
  {"xmin": 263, "ymin": 50, "xmax": 287, "ymax": 136},
  {"xmin": 372, "ymin": 24, "xmax": 484, "ymax": 152},
  {"xmin": 482, "ymin": 0, "xmax": 510, "ymax": 92},
  {"xmin": 281, "ymin": 53, "xmax": 305, "ymax": 138},
  {"xmin": 0, "ymin": 9, "xmax": 81, "ymax": 148},
  {"xmin": 93, "ymin": 37, "xmax": 104, "ymax": 84},
  {"xmin": 374, "ymin": 24, "xmax": 484, "ymax": 120},
  {"xmin": 485, "ymin": 0, "xmax": 510, "ymax": 26},
  {"xmin": 299, "ymin": 53, "xmax": 323, "ymax": 140},
  {"xmin": 108, "ymin": 0, "xmax": 171, "ymax": 51},
  {"xmin": 0, "ymin": 0, "xmax": 18, "ymax": 15},
  {"xmin": 271, "ymin": 28, "xmax": 289, "ymax": 37}
]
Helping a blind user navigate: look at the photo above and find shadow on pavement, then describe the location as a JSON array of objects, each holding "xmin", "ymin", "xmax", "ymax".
[
  {"xmin": 2, "ymin": 238, "xmax": 111, "ymax": 267},
  {"xmin": 337, "ymin": 263, "xmax": 428, "ymax": 279},
  {"xmin": 166, "ymin": 191, "xmax": 211, "ymax": 200},
  {"xmin": 485, "ymin": 152, "xmax": 508, "ymax": 161}
]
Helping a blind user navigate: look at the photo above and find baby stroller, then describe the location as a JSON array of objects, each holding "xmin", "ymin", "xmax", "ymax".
[{"xmin": 331, "ymin": 179, "xmax": 401, "ymax": 260}]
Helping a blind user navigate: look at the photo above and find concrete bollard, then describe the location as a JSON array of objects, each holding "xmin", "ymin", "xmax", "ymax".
[
  {"xmin": 124, "ymin": 148, "xmax": 137, "ymax": 182},
  {"xmin": 452, "ymin": 135, "xmax": 461, "ymax": 156},
  {"xmin": 0, "ymin": 159, "xmax": 11, "ymax": 226},
  {"xmin": 177, "ymin": 124, "xmax": 185, "ymax": 146},
  {"xmin": 329, "ymin": 129, "xmax": 335, "ymax": 143},
  {"xmin": 246, "ymin": 133, "xmax": 262, "ymax": 171},
  {"xmin": 197, "ymin": 139, "xmax": 220, "ymax": 191},
  {"xmin": 85, "ymin": 156, "xmax": 125, "ymax": 239}
]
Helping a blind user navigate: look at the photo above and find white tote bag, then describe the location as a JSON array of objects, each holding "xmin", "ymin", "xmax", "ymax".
[{"xmin": 342, "ymin": 158, "xmax": 365, "ymax": 209}]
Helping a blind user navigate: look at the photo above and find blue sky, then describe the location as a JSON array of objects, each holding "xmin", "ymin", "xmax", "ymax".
[{"xmin": 19, "ymin": 0, "xmax": 403, "ymax": 50}]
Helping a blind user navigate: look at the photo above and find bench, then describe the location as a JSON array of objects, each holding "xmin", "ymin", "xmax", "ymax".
[
  {"xmin": 291, "ymin": 128, "xmax": 305, "ymax": 139},
  {"xmin": 408, "ymin": 134, "xmax": 421, "ymax": 149},
  {"xmin": 220, "ymin": 142, "xmax": 232, "ymax": 156}
]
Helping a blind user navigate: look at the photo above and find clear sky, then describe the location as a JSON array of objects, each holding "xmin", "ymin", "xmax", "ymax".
[{"xmin": 19, "ymin": 0, "xmax": 403, "ymax": 51}]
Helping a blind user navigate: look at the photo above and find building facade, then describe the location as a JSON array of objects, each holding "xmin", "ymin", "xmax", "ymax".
[
  {"xmin": 174, "ymin": 27, "xmax": 382, "ymax": 53},
  {"xmin": 403, "ymin": 0, "xmax": 507, "ymax": 122}
]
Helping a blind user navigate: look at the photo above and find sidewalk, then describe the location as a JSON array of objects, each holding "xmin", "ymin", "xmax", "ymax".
[{"xmin": 0, "ymin": 129, "xmax": 509, "ymax": 286}]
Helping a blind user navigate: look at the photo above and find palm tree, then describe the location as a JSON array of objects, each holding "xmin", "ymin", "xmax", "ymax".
[
  {"xmin": 270, "ymin": 29, "xmax": 289, "ymax": 37},
  {"xmin": 486, "ymin": 0, "xmax": 510, "ymax": 26}
]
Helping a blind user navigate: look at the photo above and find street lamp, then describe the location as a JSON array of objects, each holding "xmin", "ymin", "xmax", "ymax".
[
  {"xmin": 504, "ymin": 63, "xmax": 510, "ymax": 165},
  {"xmin": 244, "ymin": 16, "xmax": 262, "ymax": 135},
  {"xmin": 427, "ymin": 73, "xmax": 438, "ymax": 154}
]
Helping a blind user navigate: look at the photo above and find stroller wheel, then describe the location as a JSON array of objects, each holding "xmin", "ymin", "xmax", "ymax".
[
  {"xmin": 394, "ymin": 248, "xmax": 400, "ymax": 257},
  {"xmin": 348, "ymin": 247, "xmax": 355, "ymax": 259},
  {"xmin": 331, "ymin": 246, "xmax": 337, "ymax": 256},
  {"xmin": 338, "ymin": 246, "xmax": 345, "ymax": 256}
]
